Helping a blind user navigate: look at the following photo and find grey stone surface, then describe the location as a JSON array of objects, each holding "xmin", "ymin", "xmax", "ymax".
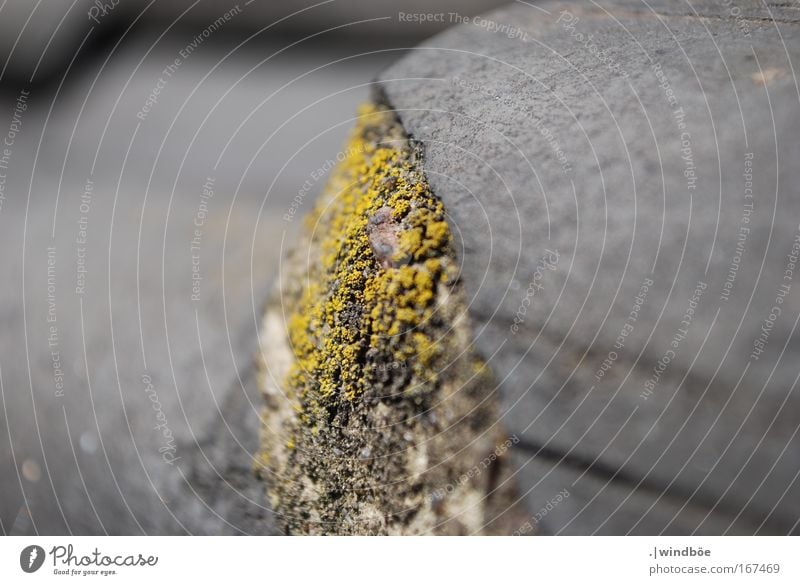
[
  {"xmin": 511, "ymin": 447, "xmax": 755, "ymax": 535},
  {"xmin": 0, "ymin": 31, "xmax": 388, "ymax": 534},
  {"xmin": 0, "ymin": 0, "xmax": 509, "ymax": 84},
  {"xmin": 379, "ymin": 0, "xmax": 800, "ymax": 534}
]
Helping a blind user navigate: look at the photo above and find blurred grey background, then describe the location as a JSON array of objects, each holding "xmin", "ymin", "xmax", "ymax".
[{"xmin": 0, "ymin": 0, "xmax": 508, "ymax": 534}]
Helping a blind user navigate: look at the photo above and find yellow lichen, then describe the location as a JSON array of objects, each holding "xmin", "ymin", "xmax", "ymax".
[
  {"xmin": 284, "ymin": 103, "xmax": 455, "ymax": 424},
  {"xmin": 258, "ymin": 101, "xmax": 524, "ymax": 536}
]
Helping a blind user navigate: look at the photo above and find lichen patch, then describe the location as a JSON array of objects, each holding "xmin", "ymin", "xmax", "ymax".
[{"xmin": 257, "ymin": 101, "xmax": 525, "ymax": 535}]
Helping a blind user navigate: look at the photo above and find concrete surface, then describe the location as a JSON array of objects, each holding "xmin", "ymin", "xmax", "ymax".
[{"xmin": 379, "ymin": 0, "xmax": 800, "ymax": 534}]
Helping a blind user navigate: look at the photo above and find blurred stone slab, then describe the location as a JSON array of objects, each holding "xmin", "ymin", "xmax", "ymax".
[
  {"xmin": 0, "ymin": 0, "xmax": 509, "ymax": 84},
  {"xmin": 510, "ymin": 449, "xmax": 755, "ymax": 536},
  {"xmin": 0, "ymin": 177, "xmax": 280, "ymax": 534},
  {"xmin": 1, "ymin": 32, "xmax": 387, "ymax": 533},
  {"xmin": 378, "ymin": 0, "xmax": 800, "ymax": 533}
]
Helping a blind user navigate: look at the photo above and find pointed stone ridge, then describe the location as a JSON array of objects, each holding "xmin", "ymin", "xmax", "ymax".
[{"xmin": 257, "ymin": 102, "xmax": 524, "ymax": 535}]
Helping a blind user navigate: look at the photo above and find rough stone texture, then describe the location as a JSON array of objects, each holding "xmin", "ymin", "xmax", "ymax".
[
  {"xmin": 257, "ymin": 104, "xmax": 525, "ymax": 535},
  {"xmin": 378, "ymin": 0, "xmax": 800, "ymax": 534}
]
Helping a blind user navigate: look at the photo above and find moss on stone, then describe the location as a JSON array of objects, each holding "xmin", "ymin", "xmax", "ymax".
[
  {"xmin": 285, "ymin": 103, "xmax": 453, "ymax": 415},
  {"xmin": 257, "ymin": 100, "xmax": 525, "ymax": 535}
]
